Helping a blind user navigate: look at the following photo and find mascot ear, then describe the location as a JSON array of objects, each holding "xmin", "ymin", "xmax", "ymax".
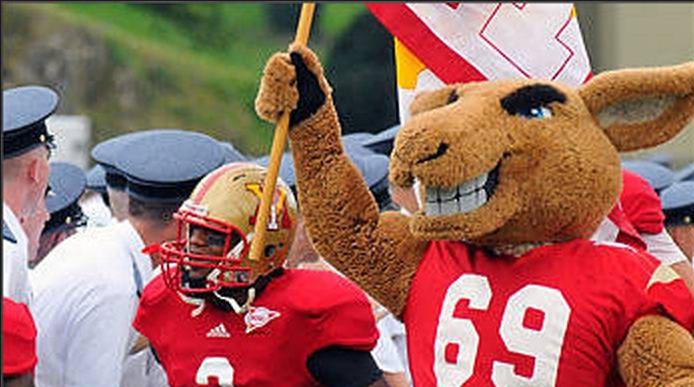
[{"xmin": 579, "ymin": 62, "xmax": 694, "ymax": 152}]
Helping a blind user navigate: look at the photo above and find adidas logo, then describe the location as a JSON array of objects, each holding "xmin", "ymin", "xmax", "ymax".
[{"xmin": 206, "ymin": 323, "xmax": 231, "ymax": 338}]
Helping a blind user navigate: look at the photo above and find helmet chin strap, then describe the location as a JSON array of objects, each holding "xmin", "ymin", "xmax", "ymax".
[
  {"xmin": 206, "ymin": 267, "xmax": 257, "ymax": 314},
  {"xmin": 213, "ymin": 287, "xmax": 256, "ymax": 314},
  {"xmin": 177, "ymin": 292, "xmax": 207, "ymax": 318},
  {"xmin": 179, "ymin": 266, "xmax": 284, "ymax": 315}
]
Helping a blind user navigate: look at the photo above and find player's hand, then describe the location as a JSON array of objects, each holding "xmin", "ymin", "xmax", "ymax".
[{"xmin": 255, "ymin": 44, "xmax": 332, "ymax": 127}]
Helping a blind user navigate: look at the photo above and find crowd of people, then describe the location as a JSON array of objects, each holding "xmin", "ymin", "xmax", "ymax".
[{"xmin": 3, "ymin": 71, "xmax": 694, "ymax": 386}]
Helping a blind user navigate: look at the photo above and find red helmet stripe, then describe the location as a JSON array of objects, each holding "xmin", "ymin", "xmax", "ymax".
[{"xmin": 191, "ymin": 162, "xmax": 258, "ymax": 204}]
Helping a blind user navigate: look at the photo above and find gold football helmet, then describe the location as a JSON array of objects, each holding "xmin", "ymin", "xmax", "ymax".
[{"xmin": 160, "ymin": 162, "xmax": 297, "ymax": 295}]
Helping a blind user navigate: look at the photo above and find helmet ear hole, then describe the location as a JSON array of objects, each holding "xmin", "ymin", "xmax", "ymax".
[{"xmin": 264, "ymin": 245, "xmax": 277, "ymax": 258}]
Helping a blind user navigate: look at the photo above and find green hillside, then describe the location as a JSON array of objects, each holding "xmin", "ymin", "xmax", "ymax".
[{"xmin": 2, "ymin": 3, "xmax": 367, "ymax": 157}]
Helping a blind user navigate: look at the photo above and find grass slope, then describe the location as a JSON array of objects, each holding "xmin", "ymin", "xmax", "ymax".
[{"xmin": 7, "ymin": 3, "xmax": 365, "ymax": 156}]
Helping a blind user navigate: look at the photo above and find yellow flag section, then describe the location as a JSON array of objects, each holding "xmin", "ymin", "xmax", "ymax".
[
  {"xmin": 394, "ymin": 38, "xmax": 445, "ymax": 123},
  {"xmin": 369, "ymin": 3, "xmax": 592, "ymax": 124}
]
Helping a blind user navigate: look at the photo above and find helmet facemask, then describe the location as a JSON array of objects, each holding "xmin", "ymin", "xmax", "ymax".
[
  {"xmin": 158, "ymin": 163, "xmax": 298, "ymax": 312},
  {"xmin": 161, "ymin": 203, "xmax": 251, "ymax": 295}
]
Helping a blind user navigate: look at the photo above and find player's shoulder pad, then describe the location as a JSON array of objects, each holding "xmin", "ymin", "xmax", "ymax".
[
  {"xmin": 282, "ymin": 269, "xmax": 372, "ymax": 313},
  {"xmin": 139, "ymin": 272, "xmax": 170, "ymax": 308},
  {"xmin": 590, "ymin": 239, "xmax": 660, "ymax": 269}
]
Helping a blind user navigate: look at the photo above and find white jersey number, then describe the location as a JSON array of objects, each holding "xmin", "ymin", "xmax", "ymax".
[
  {"xmin": 434, "ymin": 274, "xmax": 570, "ymax": 386},
  {"xmin": 196, "ymin": 357, "xmax": 235, "ymax": 387}
]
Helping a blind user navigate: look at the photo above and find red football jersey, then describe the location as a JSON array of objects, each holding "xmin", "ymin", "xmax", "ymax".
[
  {"xmin": 404, "ymin": 239, "xmax": 694, "ymax": 387},
  {"xmin": 595, "ymin": 170, "xmax": 666, "ymax": 251},
  {"xmin": 134, "ymin": 269, "xmax": 378, "ymax": 387}
]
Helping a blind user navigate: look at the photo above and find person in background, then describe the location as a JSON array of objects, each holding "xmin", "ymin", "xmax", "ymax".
[
  {"xmin": 3, "ymin": 85, "xmax": 59, "ymax": 305},
  {"xmin": 3, "ymin": 297, "xmax": 39, "ymax": 387},
  {"xmin": 80, "ymin": 164, "xmax": 114, "ymax": 228},
  {"xmin": 31, "ymin": 129, "xmax": 235, "ymax": 387},
  {"xmin": 615, "ymin": 164, "xmax": 694, "ymax": 295},
  {"xmin": 661, "ymin": 180, "xmax": 694, "ymax": 262},
  {"xmin": 25, "ymin": 162, "xmax": 88, "ymax": 268},
  {"xmin": 90, "ymin": 132, "xmax": 144, "ymax": 223},
  {"xmin": 91, "ymin": 133, "xmax": 247, "ymax": 224}
]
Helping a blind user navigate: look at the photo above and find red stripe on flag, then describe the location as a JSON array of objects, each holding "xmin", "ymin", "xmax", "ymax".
[
  {"xmin": 582, "ymin": 72, "xmax": 593, "ymax": 84},
  {"xmin": 367, "ymin": 3, "xmax": 487, "ymax": 84}
]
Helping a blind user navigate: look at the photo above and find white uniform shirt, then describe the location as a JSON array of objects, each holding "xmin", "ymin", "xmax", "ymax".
[
  {"xmin": 641, "ymin": 230, "xmax": 687, "ymax": 265},
  {"xmin": 80, "ymin": 194, "xmax": 115, "ymax": 229},
  {"xmin": 31, "ymin": 220, "xmax": 153, "ymax": 387},
  {"xmin": 372, "ymin": 313, "xmax": 412, "ymax": 386},
  {"xmin": 3, "ymin": 202, "xmax": 31, "ymax": 304}
]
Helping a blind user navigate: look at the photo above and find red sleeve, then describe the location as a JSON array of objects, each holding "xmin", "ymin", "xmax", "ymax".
[
  {"xmin": 613, "ymin": 247, "xmax": 694, "ymax": 335},
  {"xmin": 298, "ymin": 271, "xmax": 379, "ymax": 355},
  {"xmin": 643, "ymin": 263, "xmax": 694, "ymax": 331},
  {"xmin": 619, "ymin": 170, "xmax": 665, "ymax": 235}
]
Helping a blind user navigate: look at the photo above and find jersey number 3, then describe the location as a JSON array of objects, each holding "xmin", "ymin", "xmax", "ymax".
[
  {"xmin": 196, "ymin": 357, "xmax": 235, "ymax": 387},
  {"xmin": 434, "ymin": 274, "xmax": 570, "ymax": 386}
]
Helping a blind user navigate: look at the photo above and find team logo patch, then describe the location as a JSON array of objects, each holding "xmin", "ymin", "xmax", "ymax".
[{"xmin": 244, "ymin": 306, "xmax": 280, "ymax": 334}]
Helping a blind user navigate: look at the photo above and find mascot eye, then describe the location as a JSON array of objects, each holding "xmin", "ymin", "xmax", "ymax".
[
  {"xmin": 501, "ymin": 84, "xmax": 566, "ymax": 120},
  {"xmin": 520, "ymin": 106, "xmax": 553, "ymax": 119},
  {"xmin": 447, "ymin": 90, "xmax": 459, "ymax": 104}
]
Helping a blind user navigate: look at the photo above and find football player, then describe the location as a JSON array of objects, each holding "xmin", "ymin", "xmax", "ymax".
[
  {"xmin": 134, "ymin": 162, "xmax": 386, "ymax": 387},
  {"xmin": 597, "ymin": 169, "xmax": 694, "ymax": 294}
]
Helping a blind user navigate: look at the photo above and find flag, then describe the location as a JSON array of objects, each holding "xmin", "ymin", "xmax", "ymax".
[{"xmin": 367, "ymin": 3, "xmax": 592, "ymax": 123}]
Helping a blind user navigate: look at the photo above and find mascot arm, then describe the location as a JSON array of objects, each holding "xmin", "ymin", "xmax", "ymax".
[
  {"xmin": 618, "ymin": 315, "xmax": 694, "ymax": 387},
  {"xmin": 255, "ymin": 44, "xmax": 428, "ymax": 316}
]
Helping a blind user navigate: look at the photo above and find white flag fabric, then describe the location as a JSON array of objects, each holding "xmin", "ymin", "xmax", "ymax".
[{"xmin": 368, "ymin": 3, "xmax": 592, "ymax": 123}]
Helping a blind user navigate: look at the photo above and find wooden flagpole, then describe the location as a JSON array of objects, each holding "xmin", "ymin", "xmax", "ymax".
[{"xmin": 248, "ymin": 3, "xmax": 316, "ymax": 262}]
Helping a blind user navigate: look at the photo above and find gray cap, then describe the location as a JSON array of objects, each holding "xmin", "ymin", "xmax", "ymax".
[
  {"xmin": 674, "ymin": 161, "xmax": 694, "ymax": 183},
  {"xmin": 362, "ymin": 124, "xmax": 400, "ymax": 156},
  {"xmin": 255, "ymin": 137, "xmax": 393, "ymax": 210},
  {"xmin": 44, "ymin": 162, "xmax": 88, "ymax": 233},
  {"xmin": 86, "ymin": 164, "xmax": 107, "ymax": 194},
  {"xmin": 621, "ymin": 160, "xmax": 674, "ymax": 193},
  {"xmin": 115, "ymin": 129, "xmax": 226, "ymax": 203},
  {"xmin": 91, "ymin": 130, "xmax": 164, "ymax": 191},
  {"xmin": 642, "ymin": 152, "xmax": 673, "ymax": 168},
  {"xmin": 3, "ymin": 85, "xmax": 59, "ymax": 159},
  {"xmin": 219, "ymin": 141, "xmax": 247, "ymax": 164},
  {"xmin": 660, "ymin": 180, "xmax": 694, "ymax": 226}
]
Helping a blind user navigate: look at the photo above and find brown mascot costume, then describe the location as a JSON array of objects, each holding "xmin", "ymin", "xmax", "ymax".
[{"xmin": 256, "ymin": 43, "xmax": 694, "ymax": 386}]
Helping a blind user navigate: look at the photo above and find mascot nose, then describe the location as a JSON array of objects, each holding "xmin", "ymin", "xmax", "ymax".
[{"xmin": 417, "ymin": 142, "xmax": 449, "ymax": 164}]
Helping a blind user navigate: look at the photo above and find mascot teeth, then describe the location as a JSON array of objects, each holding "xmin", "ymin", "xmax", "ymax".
[{"xmin": 424, "ymin": 163, "xmax": 500, "ymax": 216}]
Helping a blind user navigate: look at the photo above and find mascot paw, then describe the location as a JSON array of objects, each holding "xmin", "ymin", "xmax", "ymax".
[
  {"xmin": 255, "ymin": 52, "xmax": 299, "ymax": 124},
  {"xmin": 255, "ymin": 44, "xmax": 333, "ymax": 128},
  {"xmin": 666, "ymin": 378, "xmax": 694, "ymax": 387},
  {"xmin": 618, "ymin": 315, "xmax": 694, "ymax": 387}
]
